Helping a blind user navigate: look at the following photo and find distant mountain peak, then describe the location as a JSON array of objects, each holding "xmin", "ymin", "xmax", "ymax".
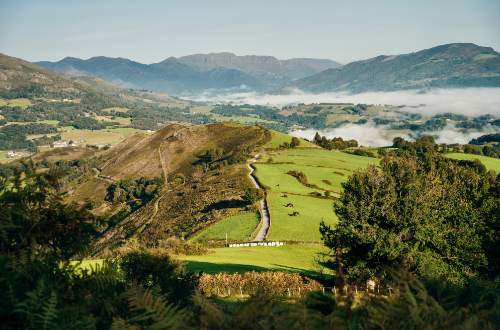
[{"xmin": 292, "ymin": 43, "xmax": 500, "ymax": 93}]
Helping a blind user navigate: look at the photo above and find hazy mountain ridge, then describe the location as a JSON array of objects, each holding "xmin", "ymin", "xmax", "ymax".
[
  {"xmin": 36, "ymin": 53, "xmax": 340, "ymax": 95},
  {"xmin": 291, "ymin": 43, "xmax": 500, "ymax": 92}
]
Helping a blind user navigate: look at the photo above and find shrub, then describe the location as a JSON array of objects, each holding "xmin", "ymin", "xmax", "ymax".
[
  {"xmin": 120, "ymin": 251, "xmax": 197, "ymax": 304},
  {"xmin": 242, "ymin": 187, "xmax": 264, "ymax": 204},
  {"xmin": 198, "ymin": 272, "xmax": 322, "ymax": 297}
]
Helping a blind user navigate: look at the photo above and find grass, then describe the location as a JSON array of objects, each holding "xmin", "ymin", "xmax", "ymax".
[
  {"xmin": 0, "ymin": 151, "xmax": 9, "ymax": 163},
  {"xmin": 0, "ymin": 98, "xmax": 32, "ymax": 108},
  {"xmin": 254, "ymin": 148, "xmax": 377, "ymax": 241},
  {"xmin": 191, "ymin": 212, "xmax": 260, "ymax": 242},
  {"xmin": 264, "ymin": 131, "xmax": 316, "ymax": 149},
  {"xmin": 94, "ymin": 115, "xmax": 131, "ymax": 125},
  {"xmin": 266, "ymin": 192, "xmax": 336, "ymax": 241},
  {"xmin": 38, "ymin": 119, "xmax": 60, "ymax": 126},
  {"xmin": 60, "ymin": 127, "xmax": 145, "ymax": 145},
  {"xmin": 179, "ymin": 244, "xmax": 331, "ymax": 277},
  {"xmin": 101, "ymin": 107, "xmax": 129, "ymax": 113},
  {"xmin": 445, "ymin": 153, "xmax": 500, "ymax": 172},
  {"xmin": 72, "ymin": 244, "xmax": 332, "ymax": 278},
  {"xmin": 210, "ymin": 113, "xmax": 277, "ymax": 125}
]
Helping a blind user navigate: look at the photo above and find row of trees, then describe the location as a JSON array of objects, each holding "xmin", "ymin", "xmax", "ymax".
[{"xmin": 313, "ymin": 132, "xmax": 358, "ymax": 150}]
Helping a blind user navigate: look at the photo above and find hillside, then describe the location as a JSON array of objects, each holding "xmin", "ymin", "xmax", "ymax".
[
  {"xmin": 67, "ymin": 123, "xmax": 270, "ymax": 255},
  {"xmin": 292, "ymin": 43, "xmax": 500, "ymax": 92},
  {"xmin": 36, "ymin": 53, "xmax": 340, "ymax": 95},
  {"xmin": 0, "ymin": 53, "xmax": 90, "ymax": 97}
]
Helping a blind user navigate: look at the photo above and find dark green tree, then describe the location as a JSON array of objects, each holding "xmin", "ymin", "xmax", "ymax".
[
  {"xmin": 242, "ymin": 187, "xmax": 264, "ymax": 205},
  {"xmin": 320, "ymin": 137, "xmax": 498, "ymax": 286}
]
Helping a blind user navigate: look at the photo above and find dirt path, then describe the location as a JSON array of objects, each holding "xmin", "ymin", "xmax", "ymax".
[
  {"xmin": 248, "ymin": 154, "xmax": 270, "ymax": 241},
  {"xmin": 158, "ymin": 144, "xmax": 169, "ymax": 186}
]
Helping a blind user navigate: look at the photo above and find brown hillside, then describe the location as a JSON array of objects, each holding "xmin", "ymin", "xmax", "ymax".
[{"xmin": 84, "ymin": 123, "xmax": 269, "ymax": 255}]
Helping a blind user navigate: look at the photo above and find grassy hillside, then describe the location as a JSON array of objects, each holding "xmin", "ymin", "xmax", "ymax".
[
  {"xmin": 445, "ymin": 153, "xmax": 500, "ymax": 172},
  {"xmin": 254, "ymin": 148, "xmax": 378, "ymax": 241},
  {"xmin": 86, "ymin": 123, "xmax": 270, "ymax": 254},
  {"xmin": 191, "ymin": 212, "xmax": 259, "ymax": 242}
]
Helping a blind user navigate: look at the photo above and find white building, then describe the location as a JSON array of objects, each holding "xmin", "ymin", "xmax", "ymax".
[{"xmin": 53, "ymin": 140, "xmax": 68, "ymax": 148}]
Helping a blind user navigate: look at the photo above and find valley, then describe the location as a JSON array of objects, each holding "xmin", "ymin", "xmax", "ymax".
[{"xmin": 1, "ymin": 30, "xmax": 500, "ymax": 327}]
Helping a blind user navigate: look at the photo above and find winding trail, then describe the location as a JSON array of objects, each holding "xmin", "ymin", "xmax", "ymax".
[{"xmin": 248, "ymin": 154, "xmax": 271, "ymax": 241}]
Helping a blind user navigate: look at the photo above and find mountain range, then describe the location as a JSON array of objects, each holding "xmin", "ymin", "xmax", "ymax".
[
  {"xmin": 36, "ymin": 53, "xmax": 340, "ymax": 95},
  {"xmin": 29, "ymin": 43, "xmax": 500, "ymax": 96},
  {"xmin": 291, "ymin": 43, "xmax": 500, "ymax": 92}
]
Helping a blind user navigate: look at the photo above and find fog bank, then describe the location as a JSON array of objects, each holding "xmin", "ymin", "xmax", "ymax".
[
  {"xmin": 186, "ymin": 88, "xmax": 500, "ymax": 117},
  {"xmin": 291, "ymin": 123, "xmax": 498, "ymax": 147}
]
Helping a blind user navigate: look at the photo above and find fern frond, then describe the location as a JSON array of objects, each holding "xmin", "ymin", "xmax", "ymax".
[{"xmin": 126, "ymin": 287, "xmax": 190, "ymax": 330}]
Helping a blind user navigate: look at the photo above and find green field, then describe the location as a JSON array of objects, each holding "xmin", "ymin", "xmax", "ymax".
[
  {"xmin": 254, "ymin": 148, "xmax": 377, "ymax": 241},
  {"xmin": 0, "ymin": 97, "xmax": 32, "ymax": 108},
  {"xmin": 179, "ymin": 244, "xmax": 331, "ymax": 277},
  {"xmin": 266, "ymin": 192, "xmax": 336, "ymax": 241},
  {"xmin": 60, "ymin": 126, "xmax": 145, "ymax": 145},
  {"xmin": 264, "ymin": 131, "xmax": 316, "ymax": 149},
  {"xmin": 445, "ymin": 153, "xmax": 500, "ymax": 172},
  {"xmin": 191, "ymin": 212, "xmax": 260, "ymax": 242}
]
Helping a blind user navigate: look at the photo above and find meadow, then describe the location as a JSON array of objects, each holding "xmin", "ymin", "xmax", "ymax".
[
  {"xmin": 445, "ymin": 152, "xmax": 500, "ymax": 172},
  {"xmin": 0, "ymin": 97, "xmax": 32, "ymax": 108},
  {"xmin": 191, "ymin": 212, "xmax": 259, "ymax": 242},
  {"xmin": 254, "ymin": 147, "xmax": 378, "ymax": 241},
  {"xmin": 60, "ymin": 126, "xmax": 145, "ymax": 145},
  {"xmin": 179, "ymin": 244, "xmax": 331, "ymax": 277}
]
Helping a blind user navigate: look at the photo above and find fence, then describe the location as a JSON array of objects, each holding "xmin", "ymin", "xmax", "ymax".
[
  {"xmin": 227, "ymin": 241, "xmax": 285, "ymax": 248},
  {"xmin": 202, "ymin": 284, "xmax": 396, "ymax": 298}
]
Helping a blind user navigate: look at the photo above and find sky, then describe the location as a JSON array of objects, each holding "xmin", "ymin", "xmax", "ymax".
[{"xmin": 1, "ymin": 0, "xmax": 499, "ymax": 64}]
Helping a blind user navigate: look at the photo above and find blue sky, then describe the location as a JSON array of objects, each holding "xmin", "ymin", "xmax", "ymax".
[{"xmin": 0, "ymin": 0, "xmax": 499, "ymax": 63}]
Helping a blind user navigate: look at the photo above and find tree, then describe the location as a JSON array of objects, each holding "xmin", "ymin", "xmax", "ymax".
[
  {"xmin": 290, "ymin": 137, "xmax": 301, "ymax": 148},
  {"xmin": 320, "ymin": 137, "xmax": 498, "ymax": 286},
  {"xmin": 0, "ymin": 161, "xmax": 98, "ymax": 259},
  {"xmin": 314, "ymin": 132, "xmax": 321, "ymax": 144},
  {"xmin": 242, "ymin": 187, "xmax": 264, "ymax": 204},
  {"xmin": 482, "ymin": 145, "xmax": 494, "ymax": 157}
]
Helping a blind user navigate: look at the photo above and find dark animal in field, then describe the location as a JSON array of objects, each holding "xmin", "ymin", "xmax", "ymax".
[
  {"xmin": 285, "ymin": 203, "xmax": 294, "ymax": 207},
  {"xmin": 289, "ymin": 211, "xmax": 299, "ymax": 216}
]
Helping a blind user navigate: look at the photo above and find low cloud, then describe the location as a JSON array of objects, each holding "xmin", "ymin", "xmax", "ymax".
[
  {"xmin": 291, "ymin": 123, "xmax": 498, "ymax": 147},
  {"xmin": 290, "ymin": 123, "xmax": 403, "ymax": 147},
  {"xmin": 185, "ymin": 88, "xmax": 500, "ymax": 117}
]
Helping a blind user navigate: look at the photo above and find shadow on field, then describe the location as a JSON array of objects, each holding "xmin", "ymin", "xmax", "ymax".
[{"xmin": 202, "ymin": 199, "xmax": 248, "ymax": 213}]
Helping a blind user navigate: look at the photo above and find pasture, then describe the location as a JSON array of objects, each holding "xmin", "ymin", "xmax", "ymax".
[
  {"xmin": 0, "ymin": 97, "xmax": 32, "ymax": 108},
  {"xmin": 254, "ymin": 148, "xmax": 377, "ymax": 241},
  {"xmin": 60, "ymin": 126, "xmax": 145, "ymax": 145},
  {"xmin": 180, "ymin": 244, "xmax": 331, "ymax": 277},
  {"xmin": 445, "ymin": 152, "xmax": 500, "ymax": 172},
  {"xmin": 264, "ymin": 130, "xmax": 316, "ymax": 149},
  {"xmin": 192, "ymin": 212, "xmax": 260, "ymax": 242}
]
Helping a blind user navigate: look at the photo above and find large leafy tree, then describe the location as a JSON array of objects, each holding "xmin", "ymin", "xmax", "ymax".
[
  {"xmin": 321, "ymin": 137, "xmax": 499, "ymax": 286},
  {"xmin": 0, "ymin": 161, "xmax": 98, "ymax": 260}
]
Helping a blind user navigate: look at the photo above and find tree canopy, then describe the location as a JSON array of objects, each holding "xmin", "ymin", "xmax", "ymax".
[{"xmin": 321, "ymin": 136, "xmax": 499, "ymax": 286}]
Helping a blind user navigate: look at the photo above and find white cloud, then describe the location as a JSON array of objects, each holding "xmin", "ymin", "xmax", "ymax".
[
  {"xmin": 291, "ymin": 123, "xmax": 499, "ymax": 147},
  {"xmin": 290, "ymin": 123, "xmax": 408, "ymax": 147},
  {"xmin": 184, "ymin": 88, "xmax": 500, "ymax": 117}
]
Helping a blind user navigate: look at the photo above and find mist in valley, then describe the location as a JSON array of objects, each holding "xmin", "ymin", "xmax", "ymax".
[{"xmin": 186, "ymin": 88, "xmax": 500, "ymax": 147}]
